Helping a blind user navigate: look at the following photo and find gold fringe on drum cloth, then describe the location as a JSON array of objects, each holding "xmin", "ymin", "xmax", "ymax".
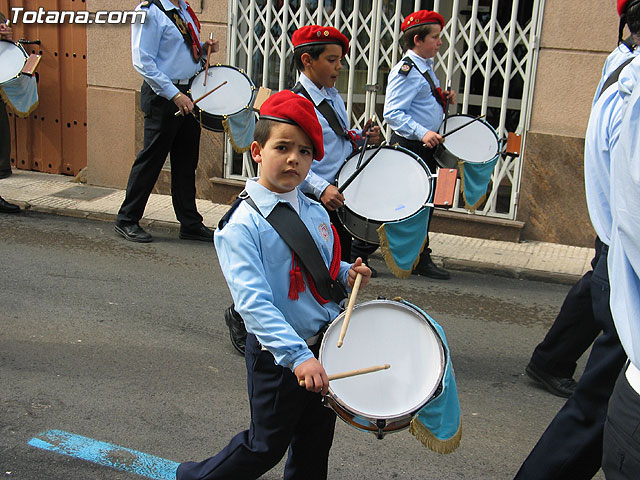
[
  {"xmin": 458, "ymin": 161, "xmax": 487, "ymax": 212},
  {"xmin": 409, "ymin": 417, "xmax": 462, "ymax": 454},
  {"xmin": 0, "ymin": 85, "xmax": 39, "ymax": 118},
  {"xmin": 222, "ymin": 116, "xmax": 252, "ymax": 153},
  {"xmin": 377, "ymin": 225, "xmax": 425, "ymax": 279}
]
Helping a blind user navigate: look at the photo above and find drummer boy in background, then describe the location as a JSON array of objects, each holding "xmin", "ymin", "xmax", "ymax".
[
  {"xmin": 291, "ymin": 25, "xmax": 381, "ymax": 267},
  {"xmin": 384, "ymin": 9, "xmax": 456, "ymax": 280},
  {"xmin": 177, "ymin": 90, "xmax": 371, "ymax": 480}
]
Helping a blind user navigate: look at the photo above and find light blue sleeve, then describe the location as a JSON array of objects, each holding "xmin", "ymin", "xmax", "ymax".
[
  {"xmin": 131, "ymin": 8, "xmax": 180, "ymax": 101},
  {"xmin": 300, "ymin": 169, "xmax": 331, "ymax": 199},
  {"xmin": 384, "ymin": 70, "xmax": 429, "ymax": 141},
  {"xmin": 214, "ymin": 218, "xmax": 314, "ymax": 370}
]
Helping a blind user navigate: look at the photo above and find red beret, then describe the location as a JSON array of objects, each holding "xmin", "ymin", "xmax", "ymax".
[
  {"xmin": 259, "ymin": 90, "xmax": 324, "ymax": 161},
  {"xmin": 292, "ymin": 25, "xmax": 349, "ymax": 57},
  {"xmin": 401, "ymin": 10, "xmax": 445, "ymax": 33},
  {"xmin": 619, "ymin": 0, "xmax": 640, "ymax": 14}
]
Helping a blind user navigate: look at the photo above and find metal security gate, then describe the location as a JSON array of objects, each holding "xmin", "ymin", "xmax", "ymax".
[{"xmin": 226, "ymin": 0, "xmax": 545, "ymax": 220}]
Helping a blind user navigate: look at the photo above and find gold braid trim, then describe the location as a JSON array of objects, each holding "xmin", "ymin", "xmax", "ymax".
[
  {"xmin": 0, "ymin": 86, "xmax": 39, "ymax": 118},
  {"xmin": 222, "ymin": 117, "xmax": 252, "ymax": 154},
  {"xmin": 458, "ymin": 160, "xmax": 490, "ymax": 212},
  {"xmin": 377, "ymin": 223, "xmax": 426, "ymax": 279},
  {"xmin": 409, "ymin": 417, "xmax": 462, "ymax": 454}
]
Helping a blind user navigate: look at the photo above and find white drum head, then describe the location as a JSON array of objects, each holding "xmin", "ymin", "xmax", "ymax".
[
  {"xmin": 440, "ymin": 115, "xmax": 499, "ymax": 164},
  {"xmin": 0, "ymin": 40, "xmax": 27, "ymax": 84},
  {"xmin": 190, "ymin": 65, "xmax": 254, "ymax": 116},
  {"xmin": 337, "ymin": 146, "xmax": 432, "ymax": 222},
  {"xmin": 321, "ymin": 301, "xmax": 444, "ymax": 419}
]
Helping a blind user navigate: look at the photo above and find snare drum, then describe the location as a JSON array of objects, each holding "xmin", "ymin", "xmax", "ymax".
[
  {"xmin": 434, "ymin": 114, "xmax": 501, "ymax": 168},
  {"xmin": 190, "ymin": 64, "xmax": 256, "ymax": 132},
  {"xmin": 0, "ymin": 40, "xmax": 28, "ymax": 84},
  {"xmin": 320, "ymin": 299, "xmax": 445, "ymax": 438},
  {"xmin": 336, "ymin": 145, "xmax": 434, "ymax": 244}
]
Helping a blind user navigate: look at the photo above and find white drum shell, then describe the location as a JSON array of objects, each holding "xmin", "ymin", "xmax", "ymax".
[
  {"xmin": 436, "ymin": 114, "xmax": 500, "ymax": 166},
  {"xmin": 336, "ymin": 146, "xmax": 433, "ymax": 244},
  {"xmin": 0, "ymin": 40, "xmax": 27, "ymax": 84},
  {"xmin": 320, "ymin": 300, "xmax": 445, "ymax": 435}
]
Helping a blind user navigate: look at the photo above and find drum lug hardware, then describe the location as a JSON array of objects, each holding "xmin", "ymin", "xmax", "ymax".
[
  {"xmin": 376, "ymin": 419, "xmax": 386, "ymax": 439},
  {"xmin": 376, "ymin": 296, "xmax": 386, "ymax": 300}
]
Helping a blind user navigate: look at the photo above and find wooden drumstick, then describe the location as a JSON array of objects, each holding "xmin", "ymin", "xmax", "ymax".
[
  {"xmin": 203, "ymin": 32, "xmax": 213, "ymax": 87},
  {"xmin": 174, "ymin": 80, "xmax": 228, "ymax": 116},
  {"xmin": 337, "ymin": 272, "xmax": 362, "ymax": 348},
  {"xmin": 299, "ymin": 363, "xmax": 390, "ymax": 387},
  {"xmin": 441, "ymin": 114, "xmax": 486, "ymax": 138}
]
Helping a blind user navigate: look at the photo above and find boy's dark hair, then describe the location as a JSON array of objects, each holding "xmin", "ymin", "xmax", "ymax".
[
  {"xmin": 293, "ymin": 44, "xmax": 328, "ymax": 72},
  {"xmin": 254, "ymin": 118, "xmax": 277, "ymax": 147},
  {"xmin": 400, "ymin": 23, "xmax": 435, "ymax": 51},
  {"xmin": 628, "ymin": 1, "xmax": 640, "ymax": 36}
]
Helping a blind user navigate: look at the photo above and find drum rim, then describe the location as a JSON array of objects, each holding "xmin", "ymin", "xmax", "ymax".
[
  {"xmin": 437, "ymin": 113, "xmax": 501, "ymax": 165},
  {"xmin": 320, "ymin": 299, "xmax": 446, "ymax": 422},
  {"xmin": 336, "ymin": 144, "xmax": 435, "ymax": 226},
  {"xmin": 191, "ymin": 64, "xmax": 256, "ymax": 118},
  {"xmin": 0, "ymin": 39, "xmax": 28, "ymax": 84}
]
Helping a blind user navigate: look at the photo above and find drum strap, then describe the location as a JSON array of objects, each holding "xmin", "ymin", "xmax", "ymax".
[
  {"xmin": 401, "ymin": 57, "xmax": 446, "ymax": 109},
  {"xmin": 146, "ymin": 0, "xmax": 203, "ymax": 63},
  {"xmin": 598, "ymin": 56, "xmax": 635, "ymax": 101},
  {"xmin": 291, "ymin": 83, "xmax": 358, "ymax": 150},
  {"xmin": 218, "ymin": 193, "xmax": 348, "ymax": 305}
]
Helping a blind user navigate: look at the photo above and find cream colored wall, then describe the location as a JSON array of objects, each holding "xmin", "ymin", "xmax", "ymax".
[
  {"xmin": 528, "ymin": 0, "xmax": 620, "ymax": 138},
  {"xmin": 85, "ymin": 0, "xmax": 227, "ymax": 189}
]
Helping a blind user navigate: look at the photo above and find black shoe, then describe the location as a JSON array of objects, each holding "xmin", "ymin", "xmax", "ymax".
[
  {"xmin": 225, "ymin": 305, "xmax": 247, "ymax": 355},
  {"xmin": 114, "ymin": 222, "xmax": 152, "ymax": 243},
  {"xmin": 0, "ymin": 169, "xmax": 12, "ymax": 179},
  {"xmin": 525, "ymin": 361, "xmax": 577, "ymax": 398},
  {"xmin": 412, "ymin": 259, "xmax": 450, "ymax": 280},
  {"xmin": 179, "ymin": 224, "xmax": 214, "ymax": 242},
  {"xmin": 0, "ymin": 196, "xmax": 20, "ymax": 213}
]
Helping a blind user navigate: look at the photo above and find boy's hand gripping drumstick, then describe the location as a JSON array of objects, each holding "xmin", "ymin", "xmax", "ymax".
[
  {"xmin": 337, "ymin": 272, "xmax": 362, "ymax": 348},
  {"xmin": 299, "ymin": 363, "xmax": 390, "ymax": 387}
]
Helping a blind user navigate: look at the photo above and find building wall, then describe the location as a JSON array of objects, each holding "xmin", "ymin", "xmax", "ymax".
[
  {"xmin": 85, "ymin": 0, "xmax": 228, "ymax": 201},
  {"xmin": 517, "ymin": 0, "xmax": 620, "ymax": 247}
]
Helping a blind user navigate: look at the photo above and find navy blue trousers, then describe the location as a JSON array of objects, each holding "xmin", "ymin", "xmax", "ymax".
[
  {"xmin": 117, "ymin": 81, "xmax": 203, "ymax": 229},
  {"xmin": 603, "ymin": 366, "xmax": 640, "ymax": 479},
  {"xmin": 177, "ymin": 334, "xmax": 336, "ymax": 480},
  {"xmin": 514, "ymin": 246, "xmax": 627, "ymax": 479},
  {"xmin": 530, "ymin": 237, "xmax": 604, "ymax": 379}
]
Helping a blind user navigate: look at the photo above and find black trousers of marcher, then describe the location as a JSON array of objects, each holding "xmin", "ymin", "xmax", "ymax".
[
  {"xmin": 388, "ymin": 132, "xmax": 436, "ymax": 261},
  {"xmin": 116, "ymin": 81, "xmax": 203, "ymax": 229},
  {"xmin": 514, "ymin": 246, "xmax": 627, "ymax": 479},
  {"xmin": 529, "ymin": 237, "xmax": 604, "ymax": 378},
  {"xmin": 176, "ymin": 334, "xmax": 336, "ymax": 480},
  {"xmin": 0, "ymin": 101, "xmax": 11, "ymax": 172},
  {"xmin": 603, "ymin": 366, "xmax": 640, "ymax": 479}
]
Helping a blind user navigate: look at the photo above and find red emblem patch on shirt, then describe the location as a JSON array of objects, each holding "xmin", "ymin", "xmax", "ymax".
[{"xmin": 319, "ymin": 223, "xmax": 330, "ymax": 242}]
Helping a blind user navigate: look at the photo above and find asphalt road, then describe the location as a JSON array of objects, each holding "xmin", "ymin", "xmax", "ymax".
[{"xmin": 0, "ymin": 212, "xmax": 599, "ymax": 479}]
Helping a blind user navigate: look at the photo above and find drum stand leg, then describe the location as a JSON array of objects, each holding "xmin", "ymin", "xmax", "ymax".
[{"xmin": 376, "ymin": 419, "xmax": 386, "ymax": 440}]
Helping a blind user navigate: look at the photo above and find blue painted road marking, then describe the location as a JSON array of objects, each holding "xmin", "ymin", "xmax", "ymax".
[{"xmin": 28, "ymin": 430, "xmax": 179, "ymax": 479}]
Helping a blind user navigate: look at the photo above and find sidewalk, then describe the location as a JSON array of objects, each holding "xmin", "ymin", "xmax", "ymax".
[{"xmin": 1, "ymin": 170, "xmax": 592, "ymax": 285}]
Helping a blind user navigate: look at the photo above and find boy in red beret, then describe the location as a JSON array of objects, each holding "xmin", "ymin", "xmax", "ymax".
[
  {"xmin": 177, "ymin": 90, "xmax": 371, "ymax": 480},
  {"xmin": 383, "ymin": 9, "xmax": 456, "ymax": 280},
  {"xmin": 291, "ymin": 24, "xmax": 381, "ymax": 271}
]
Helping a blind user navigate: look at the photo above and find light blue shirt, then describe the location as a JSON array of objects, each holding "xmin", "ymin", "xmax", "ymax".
[
  {"xmin": 384, "ymin": 49, "xmax": 444, "ymax": 141},
  {"xmin": 297, "ymin": 73, "xmax": 356, "ymax": 199},
  {"xmin": 131, "ymin": 0, "xmax": 203, "ymax": 101},
  {"xmin": 609, "ymin": 55, "xmax": 640, "ymax": 369},
  {"xmin": 214, "ymin": 179, "xmax": 351, "ymax": 370},
  {"xmin": 583, "ymin": 46, "xmax": 638, "ymax": 244},
  {"xmin": 593, "ymin": 44, "xmax": 639, "ymax": 104}
]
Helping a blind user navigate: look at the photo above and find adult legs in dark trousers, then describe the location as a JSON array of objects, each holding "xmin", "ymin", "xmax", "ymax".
[
  {"xmin": 177, "ymin": 334, "xmax": 336, "ymax": 480},
  {"xmin": 526, "ymin": 237, "xmax": 604, "ymax": 398},
  {"xmin": 115, "ymin": 82, "xmax": 211, "ymax": 243},
  {"xmin": 388, "ymin": 132, "xmax": 449, "ymax": 280},
  {"xmin": 514, "ymin": 246, "xmax": 627, "ymax": 479},
  {"xmin": 602, "ymin": 367, "xmax": 640, "ymax": 479},
  {"xmin": 0, "ymin": 100, "xmax": 13, "ymax": 178}
]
